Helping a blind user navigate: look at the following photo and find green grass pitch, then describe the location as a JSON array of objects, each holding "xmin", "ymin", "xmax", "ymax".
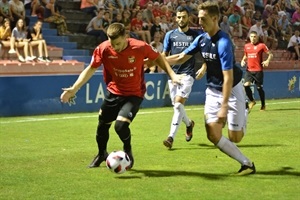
[{"xmin": 0, "ymin": 98, "xmax": 299, "ymax": 199}]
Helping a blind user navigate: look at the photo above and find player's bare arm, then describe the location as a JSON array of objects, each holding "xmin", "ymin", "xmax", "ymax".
[
  {"xmin": 218, "ymin": 69, "xmax": 233, "ymax": 125},
  {"xmin": 241, "ymin": 55, "xmax": 247, "ymax": 67},
  {"xmin": 60, "ymin": 65, "xmax": 97, "ymax": 103},
  {"xmin": 152, "ymin": 54, "xmax": 184, "ymax": 84},
  {"xmin": 262, "ymin": 51, "xmax": 273, "ymax": 67},
  {"xmin": 166, "ymin": 53, "xmax": 192, "ymax": 65},
  {"xmin": 196, "ymin": 62, "xmax": 207, "ymax": 80}
]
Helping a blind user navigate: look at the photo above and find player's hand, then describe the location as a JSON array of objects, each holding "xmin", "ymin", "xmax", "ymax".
[
  {"xmin": 60, "ymin": 87, "xmax": 77, "ymax": 104},
  {"xmin": 241, "ymin": 60, "xmax": 246, "ymax": 67},
  {"xmin": 195, "ymin": 68, "xmax": 206, "ymax": 80},
  {"xmin": 262, "ymin": 60, "xmax": 269, "ymax": 67},
  {"xmin": 172, "ymin": 74, "xmax": 186, "ymax": 85},
  {"xmin": 217, "ymin": 107, "xmax": 228, "ymax": 128}
]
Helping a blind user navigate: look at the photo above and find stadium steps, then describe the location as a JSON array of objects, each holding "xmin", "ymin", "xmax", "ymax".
[{"xmin": 0, "ymin": 60, "xmax": 84, "ymax": 75}]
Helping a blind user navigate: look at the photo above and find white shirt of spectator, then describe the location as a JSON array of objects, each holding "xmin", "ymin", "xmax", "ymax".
[{"xmin": 287, "ymin": 35, "xmax": 300, "ymax": 48}]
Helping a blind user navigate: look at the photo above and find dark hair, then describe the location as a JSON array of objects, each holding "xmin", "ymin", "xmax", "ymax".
[
  {"xmin": 176, "ymin": 6, "xmax": 190, "ymax": 15},
  {"xmin": 107, "ymin": 23, "xmax": 126, "ymax": 40},
  {"xmin": 198, "ymin": 1, "xmax": 220, "ymax": 18}
]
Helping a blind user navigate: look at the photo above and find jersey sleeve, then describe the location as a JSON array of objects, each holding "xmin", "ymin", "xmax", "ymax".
[
  {"xmin": 145, "ymin": 42, "xmax": 160, "ymax": 60},
  {"xmin": 183, "ymin": 35, "xmax": 201, "ymax": 55},
  {"xmin": 262, "ymin": 43, "xmax": 270, "ymax": 53},
  {"xmin": 90, "ymin": 45, "xmax": 103, "ymax": 68},
  {"xmin": 218, "ymin": 37, "xmax": 234, "ymax": 71},
  {"xmin": 163, "ymin": 31, "xmax": 172, "ymax": 53}
]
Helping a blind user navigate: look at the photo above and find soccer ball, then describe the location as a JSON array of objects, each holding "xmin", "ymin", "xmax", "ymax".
[{"xmin": 106, "ymin": 150, "xmax": 131, "ymax": 174}]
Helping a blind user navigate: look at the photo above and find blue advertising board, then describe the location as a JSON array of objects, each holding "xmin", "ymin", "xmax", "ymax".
[{"xmin": 0, "ymin": 71, "xmax": 299, "ymax": 117}]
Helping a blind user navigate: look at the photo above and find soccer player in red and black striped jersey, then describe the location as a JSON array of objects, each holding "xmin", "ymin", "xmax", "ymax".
[
  {"xmin": 60, "ymin": 23, "xmax": 183, "ymax": 169},
  {"xmin": 241, "ymin": 31, "xmax": 273, "ymax": 111}
]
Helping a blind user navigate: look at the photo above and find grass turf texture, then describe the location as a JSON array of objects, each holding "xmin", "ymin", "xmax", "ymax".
[{"xmin": 0, "ymin": 98, "xmax": 299, "ymax": 200}]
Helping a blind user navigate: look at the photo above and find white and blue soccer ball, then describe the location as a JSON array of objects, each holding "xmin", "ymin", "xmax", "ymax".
[{"xmin": 106, "ymin": 150, "xmax": 131, "ymax": 174}]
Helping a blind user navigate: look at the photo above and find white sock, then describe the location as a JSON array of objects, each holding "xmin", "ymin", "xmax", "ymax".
[
  {"xmin": 243, "ymin": 108, "xmax": 248, "ymax": 135},
  {"xmin": 217, "ymin": 136, "xmax": 252, "ymax": 166},
  {"xmin": 169, "ymin": 102, "xmax": 184, "ymax": 138},
  {"xmin": 180, "ymin": 103, "xmax": 191, "ymax": 126}
]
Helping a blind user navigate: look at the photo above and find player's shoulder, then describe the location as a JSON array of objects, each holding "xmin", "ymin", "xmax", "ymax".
[{"xmin": 127, "ymin": 38, "xmax": 148, "ymax": 47}]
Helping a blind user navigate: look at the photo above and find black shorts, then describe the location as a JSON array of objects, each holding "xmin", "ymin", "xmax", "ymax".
[
  {"xmin": 100, "ymin": 91, "xmax": 143, "ymax": 123},
  {"xmin": 244, "ymin": 70, "xmax": 264, "ymax": 86}
]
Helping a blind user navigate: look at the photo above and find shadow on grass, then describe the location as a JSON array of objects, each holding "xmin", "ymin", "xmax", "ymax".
[
  {"xmin": 116, "ymin": 167, "xmax": 300, "ymax": 179},
  {"xmin": 256, "ymin": 167, "xmax": 300, "ymax": 177},
  {"xmin": 265, "ymin": 108, "xmax": 300, "ymax": 112},
  {"xmin": 197, "ymin": 143, "xmax": 285, "ymax": 149},
  {"xmin": 122, "ymin": 169, "xmax": 228, "ymax": 180}
]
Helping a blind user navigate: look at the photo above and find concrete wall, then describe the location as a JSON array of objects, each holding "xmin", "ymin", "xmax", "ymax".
[{"xmin": 0, "ymin": 71, "xmax": 299, "ymax": 117}]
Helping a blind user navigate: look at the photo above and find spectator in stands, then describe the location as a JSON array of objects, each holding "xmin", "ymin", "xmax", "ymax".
[
  {"xmin": 86, "ymin": 9, "xmax": 108, "ymax": 43},
  {"xmin": 287, "ymin": 30, "xmax": 300, "ymax": 60},
  {"xmin": 241, "ymin": 9, "xmax": 253, "ymax": 31},
  {"xmin": 152, "ymin": 1, "xmax": 164, "ymax": 18},
  {"xmin": 253, "ymin": 9, "xmax": 262, "ymax": 22},
  {"xmin": 0, "ymin": 18, "xmax": 12, "ymax": 58},
  {"xmin": 278, "ymin": 12, "xmax": 292, "ymax": 41},
  {"xmin": 228, "ymin": 9, "xmax": 243, "ymax": 38},
  {"xmin": 150, "ymin": 16, "xmax": 163, "ymax": 40},
  {"xmin": 102, "ymin": 10, "xmax": 112, "ymax": 30},
  {"xmin": 131, "ymin": 11, "xmax": 151, "ymax": 43},
  {"xmin": 142, "ymin": 2, "xmax": 154, "ymax": 29},
  {"xmin": 241, "ymin": 30, "xmax": 273, "ymax": 112},
  {"xmin": 28, "ymin": 20, "xmax": 51, "ymax": 62},
  {"xmin": 262, "ymin": 4, "xmax": 273, "ymax": 20},
  {"xmin": 44, "ymin": 0, "xmax": 71, "ymax": 36},
  {"xmin": 105, "ymin": 0, "xmax": 121, "ymax": 17},
  {"xmin": 10, "ymin": 0, "xmax": 30, "ymax": 28},
  {"xmin": 0, "ymin": 0, "xmax": 14, "ymax": 25},
  {"xmin": 160, "ymin": 15, "xmax": 170, "ymax": 34},
  {"xmin": 80, "ymin": 0, "xmax": 98, "ymax": 17},
  {"xmin": 291, "ymin": 7, "xmax": 300, "ymax": 28},
  {"xmin": 146, "ymin": 32, "xmax": 163, "ymax": 73},
  {"xmin": 262, "ymin": 24, "xmax": 278, "ymax": 50},
  {"xmin": 30, "ymin": 0, "xmax": 45, "ymax": 19},
  {"xmin": 248, "ymin": 19, "xmax": 264, "ymax": 41},
  {"xmin": 121, "ymin": 10, "xmax": 131, "ymax": 30},
  {"xmin": 220, "ymin": 15, "xmax": 232, "ymax": 38},
  {"xmin": 9, "ymin": 18, "xmax": 33, "ymax": 62}
]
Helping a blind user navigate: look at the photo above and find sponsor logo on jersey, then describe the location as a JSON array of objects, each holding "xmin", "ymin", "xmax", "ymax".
[
  {"xmin": 128, "ymin": 56, "xmax": 136, "ymax": 63},
  {"xmin": 108, "ymin": 56, "xmax": 118, "ymax": 59}
]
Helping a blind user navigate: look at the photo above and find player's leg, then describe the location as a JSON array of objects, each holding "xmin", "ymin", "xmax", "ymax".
[
  {"xmin": 244, "ymin": 71, "xmax": 256, "ymax": 111},
  {"xmin": 114, "ymin": 96, "xmax": 143, "ymax": 168},
  {"xmin": 255, "ymin": 72, "xmax": 266, "ymax": 110},
  {"xmin": 88, "ymin": 92, "xmax": 119, "ymax": 168},
  {"xmin": 227, "ymin": 82, "xmax": 248, "ymax": 143},
  {"xmin": 205, "ymin": 86, "xmax": 255, "ymax": 175},
  {"xmin": 163, "ymin": 80, "xmax": 177, "ymax": 148},
  {"xmin": 177, "ymin": 75, "xmax": 195, "ymax": 142}
]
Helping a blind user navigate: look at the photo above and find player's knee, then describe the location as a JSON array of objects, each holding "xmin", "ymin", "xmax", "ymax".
[
  {"xmin": 97, "ymin": 115, "xmax": 111, "ymax": 134},
  {"xmin": 228, "ymin": 130, "xmax": 243, "ymax": 143},
  {"xmin": 114, "ymin": 120, "xmax": 130, "ymax": 140},
  {"xmin": 244, "ymin": 82, "xmax": 251, "ymax": 87},
  {"xmin": 174, "ymin": 102, "xmax": 182, "ymax": 110}
]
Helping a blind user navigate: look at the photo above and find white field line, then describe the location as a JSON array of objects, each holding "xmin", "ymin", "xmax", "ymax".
[{"xmin": 0, "ymin": 100, "xmax": 299, "ymax": 125}]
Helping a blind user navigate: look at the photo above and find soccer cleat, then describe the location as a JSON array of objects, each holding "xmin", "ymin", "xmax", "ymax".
[
  {"xmin": 87, "ymin": 152, "xmax": 108, "ymax": 168},
  {"xmin": 185, "ymin": 120, "xmax": 195, "ymax": 142},
  {"xmin": 124, "ymin": 150, "xmax": 134, "ymax": 169},
  {"xmin": 248, "ymin": 101, "xmax": 256, "ymax": 112},
  {"xmin": 260, "ymin": 105, "xmax": 266, "ymax": 111},
  {"xmin": 237, "ymin": 162, "xmax": 256, "ymax": 175},
  {"xmin": 163, "ymin": 136, "xmax": 173, "ymax": 149}
]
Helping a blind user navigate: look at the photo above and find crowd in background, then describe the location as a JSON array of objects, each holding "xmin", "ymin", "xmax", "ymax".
[{"xmin": 1, "ymin": 0, "xmax": 300, "ymax": 62}]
